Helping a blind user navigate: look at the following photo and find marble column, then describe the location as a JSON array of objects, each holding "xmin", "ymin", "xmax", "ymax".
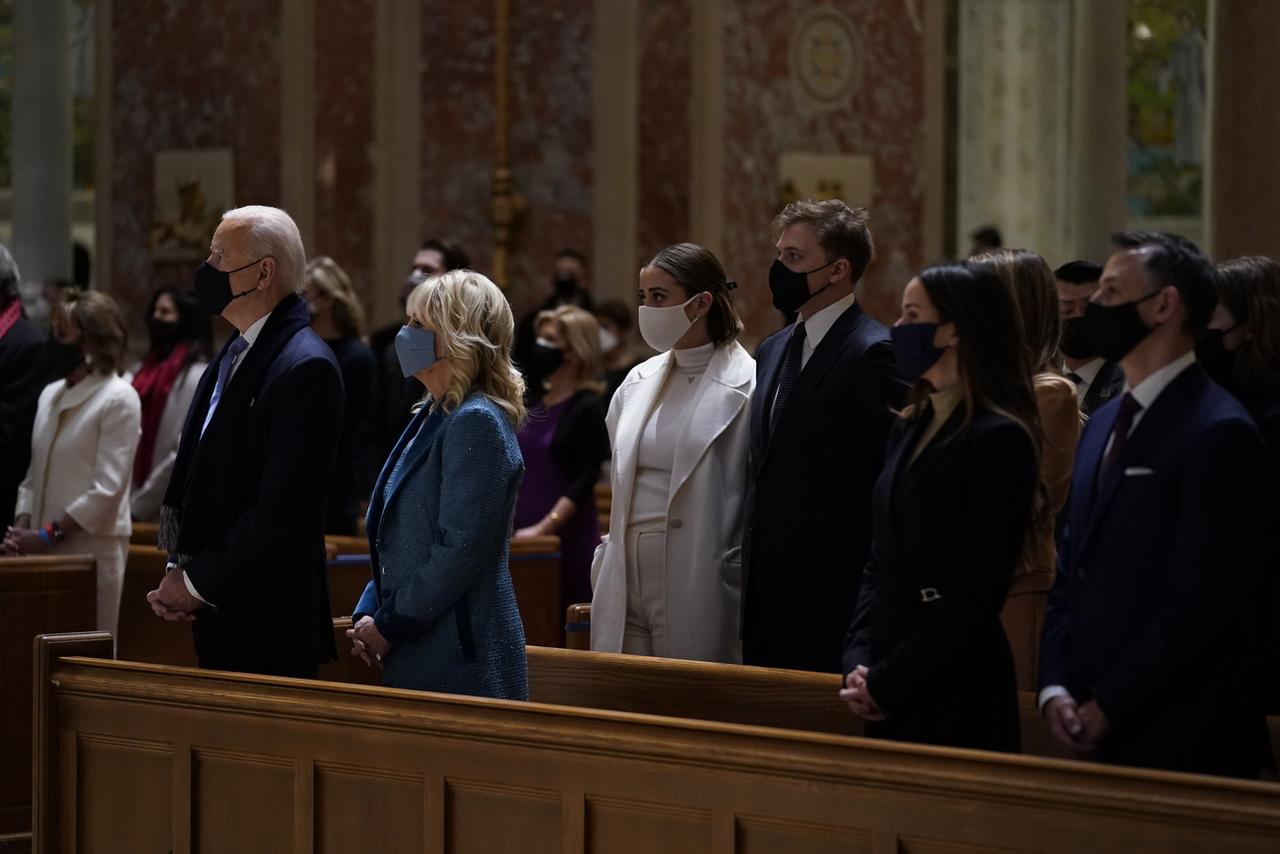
[
  {"xmin": 1207, "ymin": 0, "xmax": 1280, "ymax": 261},
  {"xmin": 12, "ymin": 0, "xmax": 72, "ymax": 282},
  {"xmin": 1064, "ymin": 0, "xmax": 1128, "ymax": 265},
  {"xmin": 956, "ymin": 0, "xmax": 1074, "ymax": 263}
]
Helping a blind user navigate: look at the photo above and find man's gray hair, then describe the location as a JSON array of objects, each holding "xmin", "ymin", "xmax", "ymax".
[
  {"xmin": 0, "ymin": 243, "xmax": 20, "ymax": 301},
  {"xmin": 221, "ymin": 205, "xmax": 306, "ymax": 293}
]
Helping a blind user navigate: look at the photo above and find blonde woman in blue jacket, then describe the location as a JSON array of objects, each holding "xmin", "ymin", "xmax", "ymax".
[{"xmin": 351, "ymin": 270, "xmax": 528, "ymax": 700}]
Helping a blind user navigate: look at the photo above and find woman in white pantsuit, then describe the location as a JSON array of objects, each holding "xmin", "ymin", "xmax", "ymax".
[
  {"xmin": 5, "ymin": 291, "xmax": 141, "ymax": 635},
  {"xmin": 590, "ymin": 243, "xmax": 755, "ymax": 663}
]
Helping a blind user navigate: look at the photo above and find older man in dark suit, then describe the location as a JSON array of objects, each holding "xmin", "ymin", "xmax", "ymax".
[
  {"xmin": 1039, "ymin": 232, "xmax": 1270, "ymax": 777},
  {"xmin": 742, "ymin": 200, "xmax": 901, "ymax": 673},
  {"xmin": 148, "ymin": 205, "xmax": 344, "ymax": 678}
]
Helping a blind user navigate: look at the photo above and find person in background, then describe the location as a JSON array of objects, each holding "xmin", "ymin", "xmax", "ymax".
[
  {"xmin": 841, "ymin": 262, "xmax": 1041, "ymax": 752},
  {"xmin": 514, "ymin": 248, "xmax": 593, "ymax": 380},
  {"xmin": 0, "ymin": 244, "xmax": 49, "ymax": 525},
  {"xmin": 350, "ymin": 270, "xmax": 528, "ymax": 700},
  {"xmin": 591, "ymin": 243, "xmax": 755, "ymax": 663},
  {"xmin": 370, "ymin": 239, "xmax": 471, "ymax": 462},
  {"xmin": 594, "ymin": 298, "xmax": 646, "ymax": 401},
  {"xmin": 513, "ymin": 305, "xmax": 610, "ymax": 615},
  {"xmin": 1056, "ymin": 260, "xmax": 1123, "ymax": 415},
  {"xmin": 146, "ymin": 205, "xmax": 344, "ymax": 679},
  {"xmin": 1199, "ymin": 255, "xmax": 1280, "ymax": 714},
  {"xmin": 743, "ymin": 199, "xmax": 900, "ymax": 673},
  {"xmin": 1039, "ymin": 232, "xmax": 1270, "ymax": 777},
  {"xmin": 131, "ymin": 286, "xmax": 212, "ymax": 522},
  {"xmin": 5, "ymin": 290, "xmax": 141, "ymax": 635},
  {"xmin": 969, "ymin": 225, "xmax": 1003, "ymax": 257},
  {"xmin": 301, "ymin": 256, "xmax": 377, "ymax": 535}
]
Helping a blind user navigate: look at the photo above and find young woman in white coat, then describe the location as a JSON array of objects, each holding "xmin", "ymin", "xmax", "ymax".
[
  {"xmin": 590, "ymin": 242, "xmax": 755, "ymax": 663},
  {"xmin": 4, "ymin": 290, "xmax": 141, "ymax": 635}
]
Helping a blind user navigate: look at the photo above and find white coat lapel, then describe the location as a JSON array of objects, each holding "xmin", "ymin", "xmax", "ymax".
[
  {"xmin": 611, "ymin": 352, "xmax": 673, "ymax": 517},
  {"xmin": 669, "ymin": 344, "xmax": 751, "ymax": 503},
  {"xmin": 51, "ymin": 372, "xmax": 109, "ymax": 416}
]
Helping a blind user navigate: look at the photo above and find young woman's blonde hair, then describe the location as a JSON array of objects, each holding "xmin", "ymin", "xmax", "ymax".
[
  {"xmin": 303, "ymin": 256, "xmax": 365, "ymax": 337},
  {"xmin": 535, "ymin": 305, "xmax": 604, "ymax": 394},
  {"xmin": 406, "ymin": 269, "xmax": 527, "ymax": 427}
]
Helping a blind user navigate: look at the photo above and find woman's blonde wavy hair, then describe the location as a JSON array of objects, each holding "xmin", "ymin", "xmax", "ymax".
[
  {"xmin": 406, "ymin": 269, "xmax": 527, "ymax": 427},
  {"xmin": 303, "ymin": 256, "xmax": 365, "ymax": 337}
]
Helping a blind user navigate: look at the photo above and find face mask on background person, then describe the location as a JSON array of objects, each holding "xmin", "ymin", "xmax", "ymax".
[
  {"xmin": 599, "ymin": 327, "xmax": 620, "ymax": 355},
  {"xmin": 395, "ymin": 325, "xmax": 439, "ymax": 377},
  {"xmin": 528, "ymin": 339, "xmax": 566, "ymax": 389},
  {"xmin": 148, "ymin": 317, "xmax": 181, "ymax": 352},
  {"xmin": 553, "ymin": 272, "xmax": 579, "ymax": 301},
  {"xmin": 1195, "ymin": 323, "xmax": 1242, "ymax": 389},
  {"xmin": 638, "ymin": 294, "xmax": 701, "ymax": 353},
  {"xmin": 890, "ymin": 322, "xmax": 949, "ymax": 384},
  {"xmin": 193, "ymin": 258, "xmax": 265, "ymax": 316},
  {"xmin": 1082, "ymin": 289, "xmax": 1164, "ymax": 362},
  {"xmin": 1058, "ymin": 316, "xmax": 1094, "ymax": 361},
  {"xmin": 768, "ymin": 257, "xmax": 837, "ymax": 315}
]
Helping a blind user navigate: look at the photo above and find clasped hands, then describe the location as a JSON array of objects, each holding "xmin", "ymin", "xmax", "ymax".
[
  {"xmin": 3, "ymin": 522, "xmax": 46, "ymax": 555},
  {"xmin": 146, "ymin": 568, "xmax": 201, "ymax": 621},
  {"xmin": 1042, "ymin": 695, "xmax": 1110, "ymax": 758},
  {"xmin": 839, "ymin": 664, "xmax": 888, "ymax": 721},
  {"xmin": 347, "ymin": 615, "xmax": 390, "ymax": 668}
]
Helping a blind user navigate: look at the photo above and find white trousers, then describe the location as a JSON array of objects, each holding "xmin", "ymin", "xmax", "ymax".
[{"xmin": 622, "ymin": 523, "xmax": 666, "ymax": 657}]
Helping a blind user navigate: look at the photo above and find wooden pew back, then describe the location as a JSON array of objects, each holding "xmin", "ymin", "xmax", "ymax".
[
  {"xmin": 116, "ymin": 545, "xmax": 197, "ymax": 667},
  {"xmin": 0, "ymin": 556, "xmax": 95, "ymax": 838},
  {"xmin": 34, "ymin": 633, "xmax": 1280, "ymax": 854}
]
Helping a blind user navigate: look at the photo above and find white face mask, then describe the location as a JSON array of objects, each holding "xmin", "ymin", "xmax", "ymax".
[
  {"xmin": 599, "ymin": 327, "xmax": 620, "ymax": 354},
  {"xmin": 638, "ymin": 294, "xmax": 702, "ymax": 353}
]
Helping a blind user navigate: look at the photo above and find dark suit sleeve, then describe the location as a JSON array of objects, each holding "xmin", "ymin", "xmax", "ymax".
[
  {"xmin": 554, "ymin": 394, "xmax": 610, "ymax": 507},
  {"xmin": 184, "ymin": 356, "xmax": 345, "ymax": 604},
  {"xmin": 1038, "ymin": 538, "xmax": 1073, "ymax": 691},
  {"xmin": 854, "ymin": 337, "xmax": 903, "ymax": 461},
  {"xmin": 0, "ymin": 333, "xmax": 45, "ymax": 450},
  {"xmin": 1091, "ymin": 417, "xmax": 1267, "ymax": 724},
  {"xmin": 866, "ymin": 422, "xmax": 1038, "ymax": 713},
  {"xmin": 373, "ymin": 406, "xmax": 521, "ymax": 645},
  {"xmin": 841, "ymin": 557, "xmax": 879, "ymax": 677}
]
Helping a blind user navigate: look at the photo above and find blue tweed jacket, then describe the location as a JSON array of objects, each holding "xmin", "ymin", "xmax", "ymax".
[{"xmin": 354, "ymin": 392, "xmax": 528, "ymax": 700}]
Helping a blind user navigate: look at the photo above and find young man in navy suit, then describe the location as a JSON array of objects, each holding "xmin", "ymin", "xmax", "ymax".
[
  {"xmin": 742, "ymin": 200, "xmax": 901, "ymax": 673},
  {"xmin": 1039, "ymin": 232, "xmax": 1270, "ymax": 777},
  {"xmin": 147, "ymin": 205, "xmax": 345, "ymax": 678}
]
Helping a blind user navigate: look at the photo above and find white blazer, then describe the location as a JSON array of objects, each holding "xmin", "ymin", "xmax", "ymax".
[
  {"xmin": 130, "ymin": 360, "xmax": 208, "ymax": 521},
  {"xmin": 590, "ymin": 341, "xmax": 755, "ymax": 662},
  {"xmin": 16, "ymin": 373, "xmax": 141, "ymax": 536}
]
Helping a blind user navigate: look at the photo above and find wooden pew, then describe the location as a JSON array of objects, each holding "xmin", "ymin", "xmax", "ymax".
[
  {"xmin": 509, "ymin": 535, "xmax": 561, "ymax": 646},
  {"xmin": 33, "ymin": 633, "xmax": 1280, "ymax": 854},
  {"xmin": 0, "ymin": 556, "xmax": 95, "ymax": 840},
  {"xmin": 128, "ymin": 521, "xmax": 160, "ymax": 548},
  {"xmin": 594, "ymin": 481, "xmax": 611, "ymax": 534},
  {"xmin": 116, "ymin": 545, "xmax": 197, "ymax": 667}
]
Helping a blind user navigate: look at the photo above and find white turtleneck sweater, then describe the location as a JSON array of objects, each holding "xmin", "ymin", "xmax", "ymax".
[{"xmin": 629, "ymin": 342, "xmax": 715, "ymax": 526}]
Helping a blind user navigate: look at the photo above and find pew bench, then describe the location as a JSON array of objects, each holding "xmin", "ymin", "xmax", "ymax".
[
  {"xmin": 0, "ymin": 556, "xmax": 96, "ymax": 840},
  {"xmin": 33, "ymin": 632, "xmax": 1280, "ymax": 853}
]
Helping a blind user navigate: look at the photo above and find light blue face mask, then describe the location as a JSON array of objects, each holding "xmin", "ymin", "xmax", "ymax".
[{"xmin": 395, "ymin": 325, "xmax": 438, "ymax": 377}]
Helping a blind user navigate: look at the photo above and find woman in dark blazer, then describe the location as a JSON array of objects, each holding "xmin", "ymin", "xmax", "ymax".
[
  {"xmin": 350, "ymin": 269, "xmax": 528, "ymax": 700},
  {"xmin": 1199, "ymin": 255, "xmax": 1280, "ymax": 714},
  {"xmin": 512, "ymin": 305, "xmax": 610, "ymax": 612},
  {"xmin": 840, "ymin": 262, "xmax": 1042, "ymax": 753}
]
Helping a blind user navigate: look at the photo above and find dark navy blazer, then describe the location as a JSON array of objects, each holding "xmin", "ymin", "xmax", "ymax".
[
  {"xmin": 741, "ymin": 300, "xmax": 901, "ymax": 673},
  {"xmin": 164, "ymin": 294, "xmax": 344, "ymax": 677},
  {"xmin": 1040, "ymin": 362, "xmax": 1271, "ymax": 776}
]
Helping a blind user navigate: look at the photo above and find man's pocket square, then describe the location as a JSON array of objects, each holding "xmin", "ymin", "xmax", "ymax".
[{"xmin": 1124, "ymin": 466, "xmax": 1155, "ymax": 476}]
